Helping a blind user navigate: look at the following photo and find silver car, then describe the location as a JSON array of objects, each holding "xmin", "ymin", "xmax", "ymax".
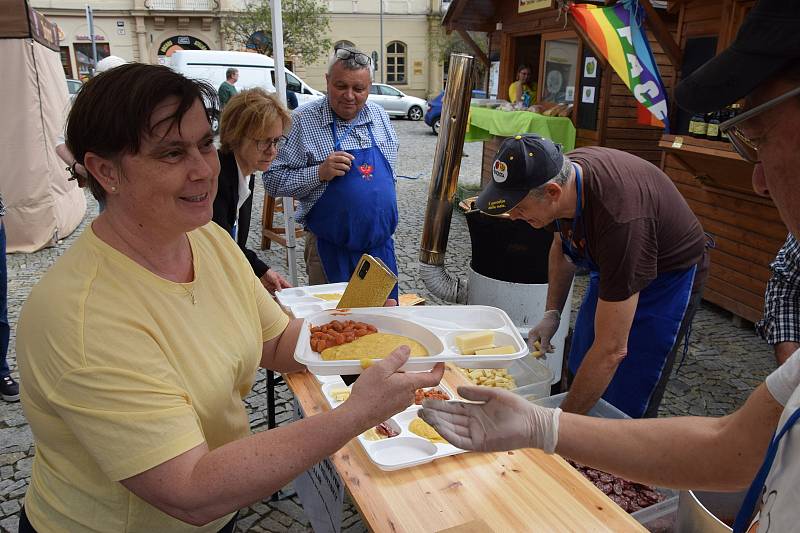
[{"xmin": 368, "ymin": 84, "xmax": 427, "ymax": 121}]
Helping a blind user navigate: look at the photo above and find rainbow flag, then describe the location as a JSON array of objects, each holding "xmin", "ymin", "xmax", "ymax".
[{"xmin": 570, "ymin": 1, "xmax": 669, "ymax": 130}]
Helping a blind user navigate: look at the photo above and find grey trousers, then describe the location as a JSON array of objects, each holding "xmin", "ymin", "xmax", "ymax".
[{"xmin": 303, "ymin": 231, "xmax": 328, "ymax": 286}]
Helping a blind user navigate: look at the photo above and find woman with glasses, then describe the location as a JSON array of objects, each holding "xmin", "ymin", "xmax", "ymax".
[{"xmin": 214, "ymin": 88, "xmax": 291, "ymax": 293}]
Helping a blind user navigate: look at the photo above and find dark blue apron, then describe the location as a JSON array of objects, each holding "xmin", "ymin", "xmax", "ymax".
[
  {"xmin": 733, "ymin": 407, "xmax": 800, "ymax": 533},
  {"xmin": 305, "ymin": 120, "xmax": 399, "ymax": 300},
  {"xmin": 559, "ymin": 164, "xmax": 695, "ymax": 418}
]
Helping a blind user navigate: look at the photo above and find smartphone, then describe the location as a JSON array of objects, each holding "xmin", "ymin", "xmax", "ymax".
[{"xmin": 336, "ymin": 254, "xmax": 397, "ymax": 309}]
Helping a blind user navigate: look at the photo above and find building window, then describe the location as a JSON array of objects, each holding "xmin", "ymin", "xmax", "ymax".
[
  {"xmin": 73, "ymin": 43, "xmax": 111, "ymax": 81},
  {"xmin": 334, "ymin": 40, "xmax": 356, "ymax": 51},
  {"xmin": 386, "ymin": 41, "xmax": 406, "ymax": 84}
]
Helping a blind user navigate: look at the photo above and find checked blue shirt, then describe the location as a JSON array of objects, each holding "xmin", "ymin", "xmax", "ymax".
[
  {"xmin": 757, "ymin": 233, "xmax": 800, "ymax": 346},
  {"xmin": 263, "ymin": 96, "xmax": 399, "ymax": 225}
]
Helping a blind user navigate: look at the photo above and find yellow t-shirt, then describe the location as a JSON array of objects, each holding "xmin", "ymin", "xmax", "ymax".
[
  {"xmin": 508, "ymin": 81, "xmax": 537, "ymax": 103},
  {"xmin": 17, "ymin": 223, "xmax": 290, "ymax": 533}
]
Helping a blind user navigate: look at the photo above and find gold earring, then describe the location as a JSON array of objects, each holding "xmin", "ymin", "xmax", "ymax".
[{"xmin": 111, "ymin": 186, "xmax": 117, "ymax": 192}]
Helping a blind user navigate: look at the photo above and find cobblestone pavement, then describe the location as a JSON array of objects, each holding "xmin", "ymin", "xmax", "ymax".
[{"xmin": 0, "ymin": 118, "xmax": 778, "ymax": 532}]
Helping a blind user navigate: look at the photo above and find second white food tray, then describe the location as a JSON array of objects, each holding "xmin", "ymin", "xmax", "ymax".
[{"xmin": 319, "ymin": 380, "xmax": 465, "ymax": 470}]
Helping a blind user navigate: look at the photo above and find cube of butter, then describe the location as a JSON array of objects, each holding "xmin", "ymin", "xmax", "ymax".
[
  {"xmin": 455, "ymin": 331, "xmax": 495, "ymax": 355},
  {"xmin": 330, "ymin": 387, "xmax": 350, "ymax": 402},
  {"xmin": 474, "ymin": 345, "xmax": 516, "ymax": 355}
]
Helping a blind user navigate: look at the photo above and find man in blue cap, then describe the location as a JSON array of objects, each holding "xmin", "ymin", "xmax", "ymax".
[
  {"xmin": 421, "ymin": 1, "xmax": 800, "ymax": 529},
  {"xmin": 477, "ymin": 134, "xmax": 708, "ymax": 418}
]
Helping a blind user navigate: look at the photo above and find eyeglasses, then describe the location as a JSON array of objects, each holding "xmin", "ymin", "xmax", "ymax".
[
  {"xmin": 720, "ymin": 85, "xmax": 800, "ymax": 163},
  {"xmin": 253, "ymin": 136, "xmax": 286, "ymax": 151},
  {"xmin": 335, "ymin": 48, "xmax": 372, "ymax": 66}
]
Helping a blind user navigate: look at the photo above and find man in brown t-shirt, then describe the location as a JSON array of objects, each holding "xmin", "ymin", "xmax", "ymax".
[{"xmin": 477, "ymin": 134, "xmax": 708, "ymax": 418}]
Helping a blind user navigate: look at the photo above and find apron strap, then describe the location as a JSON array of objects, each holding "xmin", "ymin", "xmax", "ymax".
[
  {"xmin": 733, "ymin": 407, "xmax": 800, "ymax": 532},
  {"xmin": 557, "ymin": 163, "xmax": 586, "ymax": 262},
  {"xmin": 331, "ymin": 118, "xmax": 361, "ymax": 151}
]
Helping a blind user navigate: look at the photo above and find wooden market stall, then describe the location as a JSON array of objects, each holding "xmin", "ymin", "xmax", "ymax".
[
  {"xmin": 444, "ymin": 0, "xmax": 785, "ymax": 323},
  {"xmin": 656, "ymin": 0, "xmax": 784, "ymax": 323},
  {"xmin": 443, "ymin": 0, "xmax": 679, "ymax": 184}
]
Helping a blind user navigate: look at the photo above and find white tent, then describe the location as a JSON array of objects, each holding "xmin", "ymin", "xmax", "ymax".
[{"xmin": 0, "ymin": 0, "xmax": 86, "ymax": 252}]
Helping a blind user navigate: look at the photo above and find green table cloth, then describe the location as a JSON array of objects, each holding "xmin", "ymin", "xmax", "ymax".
[{"xmin": 465, "ymin": 106, "xmax": 576, "ymax": 151}]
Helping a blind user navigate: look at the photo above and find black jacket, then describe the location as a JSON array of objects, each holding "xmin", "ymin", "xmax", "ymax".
[{"xmin": 212, "ymin": 151, "xmax": 270, "ymax": 278}]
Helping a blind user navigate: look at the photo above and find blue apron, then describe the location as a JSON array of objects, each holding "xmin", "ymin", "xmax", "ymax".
[
  {"xmin": 305, "ymin": 120, "xmax": 399, "ymax": 300},
  {"xmin": 733, "ymin": 407, "xmax": 800, "ymax": 533},
  {"xmin": 560, "ymin": 164, "xmax": 695, "ymax": 418}
]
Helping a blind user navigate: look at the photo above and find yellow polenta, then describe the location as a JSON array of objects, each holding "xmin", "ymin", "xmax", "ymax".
[
  {"xmin": 320, "ymin": 333, "xmax": 428, "ymax": 361},
  {"xmin": 408, "ymin": 418, "xmax": 447, "ymax": 443}
]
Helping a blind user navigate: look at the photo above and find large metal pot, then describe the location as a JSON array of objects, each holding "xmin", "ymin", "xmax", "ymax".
[{"xmin": 677, "ymin": 490, "xmax": 746, "ymax": 532}]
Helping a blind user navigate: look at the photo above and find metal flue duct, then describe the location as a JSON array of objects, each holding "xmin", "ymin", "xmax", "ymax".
[{"xmin": 418, "ymin": 53, "xmax": 475, "ymax": 303}]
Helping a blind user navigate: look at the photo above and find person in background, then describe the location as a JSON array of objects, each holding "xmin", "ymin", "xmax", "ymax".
[
  {"xmin": 56, "ymin": 55, "xmax": 128, "ymax": 200},
  {"xmin": 508, "ymin": 64, "xmax": 536, "ymax": 106},
  {"xmin": 265, "ymin": 47, "xmax": 400, "ymax": 299},
  {"xmin": 422, "ymin": 1, "xmax": 800, "ymax": 530},
  {"xmin": 0, "ymin": 193, "xmax": 17, "ymax": 402},
  {"xmin": 16, "ymin": 63, "xmax": 443, "ymax": 533},
  {"xmin": 214, "ymin": 88, "xmax": 292, "ymax": 294},
  {"xmin": 286, "ymin": 89, "xmax": 299, "ymax": 111},
  {"xmin": 476, "ymin": 136, "xmax": 708, "ymax": 418},
  {"xmin": 218, "ymin": 68, "xmax": 238, "ymax": 110},
  {"xmin": 757, "ymin": 233, "xmax": 800, "ymax": 365}
]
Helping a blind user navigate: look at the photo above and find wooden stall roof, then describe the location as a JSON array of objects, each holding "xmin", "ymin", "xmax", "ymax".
[{"xmin": 443, "ymin": 0, "xmax": 497, "ymax": 32}]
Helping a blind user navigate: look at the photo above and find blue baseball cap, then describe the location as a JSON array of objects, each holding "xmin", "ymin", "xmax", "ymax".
[{"xmin": 476, "ymin": 134, "xmax": 565, "ymax": 215}]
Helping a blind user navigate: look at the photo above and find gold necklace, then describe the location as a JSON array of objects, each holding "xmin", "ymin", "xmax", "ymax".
[
  {"xmin": 181, "ymin": 284, "xmax": 197, "ymax": 305},
  {"xmin": 110, "ymin": 227, "xmax": 197, "ymax": 304}
]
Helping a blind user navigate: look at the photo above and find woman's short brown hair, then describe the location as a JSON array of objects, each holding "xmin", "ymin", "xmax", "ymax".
[
  {"xmin": 66, "ymin": 63, "xmax": 218, "ymax": 202},
  {"xmin": 219, "ymin": 88, "xmax": 292, "ymax": 154}
]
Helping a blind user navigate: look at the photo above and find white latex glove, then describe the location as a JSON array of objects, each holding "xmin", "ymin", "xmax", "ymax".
[
  {"xmin": 528, "ymin": 309, "xmax": 560, "ymax": 354},
  {"xmin": 419, "ymin": 386, "xmax": 561, "ymax": 454}
]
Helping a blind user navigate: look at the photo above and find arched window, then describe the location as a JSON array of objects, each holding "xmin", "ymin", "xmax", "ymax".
[
  {"xmin": 334, "ymin": 40, "xmax": 356, "ymax": 51},
  {"xmin": 386, "ymin": 41, "xmax": 406, "ymax": 84}
]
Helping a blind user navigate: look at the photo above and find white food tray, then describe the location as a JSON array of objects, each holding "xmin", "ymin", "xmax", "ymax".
[
  {"xmin": 320, "ymin": 380, "xmax": 465, "ymax": 470},
  {"xmin": 295, "ymin": 305, "xmax": 528, "ymax": 375},
  {"xmin": 275, "ymin": 282, "xmax": 348, "ymax": 318}
]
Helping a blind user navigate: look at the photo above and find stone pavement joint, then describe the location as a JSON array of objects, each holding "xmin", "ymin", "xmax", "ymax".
[{"xmin": 0, "ymin": 120, "xmax": 778, "ymax": 532}]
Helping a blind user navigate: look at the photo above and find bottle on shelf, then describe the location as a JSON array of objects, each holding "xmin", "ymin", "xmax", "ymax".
[
  {"xmin": 689, "ymin": 112, "xmax": 707, "ymax": 138},
  {"xmin": 720, "ymin": 106, "xmax": 732, "ymax": 140},
  {"xmin": 706, "ymin": 111, "xmax": 721, "ymax": 141}
]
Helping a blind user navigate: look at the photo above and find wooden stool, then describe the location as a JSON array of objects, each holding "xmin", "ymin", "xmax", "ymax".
[{"xmin": 261, "ymin": 194, "xmax": 304, "ymax": 250}]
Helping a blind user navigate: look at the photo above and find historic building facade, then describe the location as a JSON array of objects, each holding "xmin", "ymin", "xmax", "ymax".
[{"xmin": 32, "ymin": 0, "xmax": 446, "ymax": 98}]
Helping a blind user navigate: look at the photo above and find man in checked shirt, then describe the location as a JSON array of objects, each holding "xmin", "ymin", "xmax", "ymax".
[
  {"xmin": 757, "ymin": 234, "xmax": 800, "ymax": 365},
  {"xmin": 265, "ymin": 47, "xmax": 400, "ymax": 299}
]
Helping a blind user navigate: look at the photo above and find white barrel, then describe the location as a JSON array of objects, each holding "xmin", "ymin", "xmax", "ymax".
[{"xmin": 467, "ymin": 267, "xmax": 572, "ymax": 384}]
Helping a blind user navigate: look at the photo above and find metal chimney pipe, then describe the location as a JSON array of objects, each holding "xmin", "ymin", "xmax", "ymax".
[{"xmin": 418, "ymin": 53, "xmax": 475, "ymax": 303}]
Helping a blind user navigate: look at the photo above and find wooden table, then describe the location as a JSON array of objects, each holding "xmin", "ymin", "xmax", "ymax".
[{"xmin": 284, "ymin": 365, "xmax": 645, "ymax": 532}]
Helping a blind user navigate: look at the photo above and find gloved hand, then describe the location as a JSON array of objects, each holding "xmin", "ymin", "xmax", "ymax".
[
  {"xmin": 528, "ymin": 310, "xmax": 560, "ymax": 354},
  {"xmin": 419, "ymin": 386, "xmax": 561, "ymax": 453}
]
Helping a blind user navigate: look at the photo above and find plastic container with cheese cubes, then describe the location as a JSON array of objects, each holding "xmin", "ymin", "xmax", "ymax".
[{"xmin": 509, "ymin": 357, "xmax": 554, "ymax": 401}]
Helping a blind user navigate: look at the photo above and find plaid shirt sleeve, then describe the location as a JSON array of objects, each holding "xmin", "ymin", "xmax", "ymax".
[
  {"xmin": 263, "ymin": 106, "xmax": 327, "ymax": 200},
  {"xmin": 756, "ymin": 233, "xmax": 800, "ymax": 345}
]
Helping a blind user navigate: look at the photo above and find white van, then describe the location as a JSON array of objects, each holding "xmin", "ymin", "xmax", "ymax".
[{"xmin": 169, "ymin": 50, "xmax": 324, "ymax": 108}]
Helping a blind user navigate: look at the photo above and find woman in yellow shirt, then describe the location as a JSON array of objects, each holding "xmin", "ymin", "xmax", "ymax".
[
  {"xmin": 16, "ymin": 64, "xmax": 444, "ymax": 533},
  {"xmin": 508, "ymin": 64, "xmax": 537, "ymax": 105}
]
